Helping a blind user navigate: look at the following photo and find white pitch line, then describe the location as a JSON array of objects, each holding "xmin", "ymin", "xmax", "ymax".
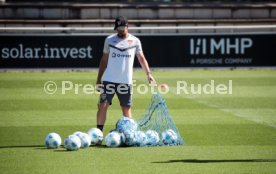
[
  {"xmin": 221, "ymin": 108, "xmax": 276, "ymax": 129},
  {"xmin": 168, "ymin": 87, "xmax": 276, "ymax": 129}
]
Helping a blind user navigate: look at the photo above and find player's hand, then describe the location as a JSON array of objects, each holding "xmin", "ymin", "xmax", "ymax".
[{"xmin": 147, "ymin": 73, "xmax": 156, "ymax": 85}]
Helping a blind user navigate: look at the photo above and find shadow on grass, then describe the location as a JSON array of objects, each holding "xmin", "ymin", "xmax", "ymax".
[
  {"xmin": 0, "ymin": 144, "xmax": 151, "ymax": 150},
  {"xmin": 53, "ymin": 149, "xmax": 75, "ymax": 152},
  {"xmin": 90, "ymin": 144, "xmax": 131, "ymax": 148},
  {"xmin": 152, "ymin": 159, "xmax": 276, "ymax": 163},
  {"xmin": 53, "ymin": 145, "xmax": 108, "ymax": 152},
  {"xmin": 0, "ymin": 145, "xmax": 45, "ymax": 149},
  {"xmin": 35, "ymin": 145, "xmax": 66, "ymax": 150},
  {"xmin": 90, "ymin": 144, "xmax": 107, "ymax": 148}
]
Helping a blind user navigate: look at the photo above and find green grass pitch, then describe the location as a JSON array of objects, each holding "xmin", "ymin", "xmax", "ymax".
[{"xmin": 0, "ymin": 69, "xmax": 276, "ymax": 174}]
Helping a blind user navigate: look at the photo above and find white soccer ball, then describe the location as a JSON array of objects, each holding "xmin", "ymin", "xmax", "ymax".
[
  {"xmin": 87, "ymin": 128, "xmax": 103, "ymax": 145},
  {"xmin": 116, "ymin": 116, "xmax": 138, "ymax": 134},
  {"xmin": 133, "ymin": 131, "xmax": 148, "ymax": 147},
  {"xmin": 64, "ymin": 135, "xmax": 81, "ymax": 151},
  {"xmin": 75, "ymin": 132, "xmax": 91, "ymax": 149},
  {"xmin": 145, "ymin": 130, "xmax": 160, "ymax": 146},
  {"xmin": 162, "ymin": 129, "xmax": 178, "ymax": 145},
  {"xmin": 105, "ymin": 131, "xmax": 121, "ymax": 148},
  {"xmin": 45, "ymin": 132, "xmax": 62, "ymax": 149}
]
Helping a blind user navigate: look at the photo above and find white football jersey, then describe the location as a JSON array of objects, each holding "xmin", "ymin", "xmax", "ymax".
[{"xmin": 102, "ymin": 33, "xmax": 143, "ymax": 84}]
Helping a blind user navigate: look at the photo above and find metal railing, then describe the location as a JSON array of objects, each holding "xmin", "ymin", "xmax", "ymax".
[{"xmin": 1, "ymin": 25, "xmax": 276, "ymax": 33}]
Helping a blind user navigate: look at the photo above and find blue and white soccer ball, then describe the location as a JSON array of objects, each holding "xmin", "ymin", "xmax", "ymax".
[
  {"xmin": 87, "ymin": 128, "xmax": 103, "ymax": 145},
  {"xmin": 133, "ymin": 131, "xmax": 148, "ymax": 147},
  {"xmin": 120, "ymin": 132, "xmax": 126, "ymax": 145},
  {"xmin": 64, "ymin": 135, "xmax": 81, "ymax": 151},
  {"xmin": 105, "ymin": 131, "xmax": 121, "ymax": 148},
  {"xmin": 124, "ymin": 132, "xmax": 136, "ymax": 146},
  {"xmin": 116, "ymin": 117, "xmax": 138, "ymax": 134},
  {"xmin": 74, "ymin": 132, "xmax": 91, "ymax": 149},
  {"xmin": 73, "ymin": 131, "xmax": 83, "ymax": 137},
  {"xmin": 45, "ymin": 132, "xmax": 62, "ymax": 149},
  {"xmin": 145, "ymin": 130, "xmax": 160, "ymax": 146},
  {"xmin": 161, "ymin": 129, "xmax": 178, "ymax": 145}
]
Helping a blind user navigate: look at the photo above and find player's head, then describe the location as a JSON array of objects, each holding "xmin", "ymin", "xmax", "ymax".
[{"xmin": 114, "ymin": 16, "xmax": 128, "ymax": 38}]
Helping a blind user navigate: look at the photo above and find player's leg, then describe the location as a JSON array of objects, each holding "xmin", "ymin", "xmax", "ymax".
[
  {"xmin": 97, "ymin": 102, "xmax": 109, "ymax": 131},
  {"xmin": 121, "ymin": 106, "xmax": 132, "ymax": 118},
  {"xmin": 116, "ymin": 83, "xmax": 132, "ymax": 118},
  {"xmin": 96, "ymin": 81, "xmax": 115, "ymax": 131}
]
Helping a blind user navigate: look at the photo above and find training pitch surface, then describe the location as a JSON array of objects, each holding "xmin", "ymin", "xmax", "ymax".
[{"xmin": 0, "ymin": 69, "xmax": 275, "ymax": 174}]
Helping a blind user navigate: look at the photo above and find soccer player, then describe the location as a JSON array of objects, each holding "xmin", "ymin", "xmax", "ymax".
[{"xmin": 95, "ymin": 16, "xmax": 155, "ymax": 132}]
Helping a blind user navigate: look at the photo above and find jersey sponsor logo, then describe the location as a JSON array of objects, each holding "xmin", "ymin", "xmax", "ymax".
[{"xmin": 111, "ymin": 52, "xmax": 131, "ymax": 58}]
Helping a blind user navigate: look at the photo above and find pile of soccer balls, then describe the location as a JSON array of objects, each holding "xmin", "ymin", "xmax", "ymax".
[
  {"xmin": 45, "ymin": 128, "xmax": 103, "ymax": 151},
  {"xmin": 45, "ymin": 117, "xmax": 178, "ymax": 150},
  {"xmin": 105, "ymin": 116, "xmax": 178, "ymax": 148}
]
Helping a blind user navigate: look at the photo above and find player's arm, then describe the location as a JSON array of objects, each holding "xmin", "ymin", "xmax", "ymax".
[
  {"xmin": 137, "ymin": 52, "xmax": 156, "ymax": 84},
  {"xmin": 96, "ymin": 53, "xmax": 108, "ymax": 85}
]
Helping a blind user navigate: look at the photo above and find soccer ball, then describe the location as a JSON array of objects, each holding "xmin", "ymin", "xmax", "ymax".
[
  {"xmin": 124, "ymin": 132, "xmax": 136, "ymax": 146},
  {"xmin": 45, "ymin": 132, "xmax": 62, "ymax": 149},
  {"xmin": 87, "ymin": 128, "xmax": 103, "ymax": 145},
  {"xmin": 105, "ymin": 131, "xmax": 121, "ymax": 148},
  {"xmin": 145, "ymin": 130, "xmax": 160, "ymax": 146},
  {"xmin": 75, "ymin": 132, "xmax": 91, "ymax": 149},
  {"xmin": 64, "ymin": 135, "xmax": 81, "ymax": 151},
  {"xmin": 133, "ymin": 131, "xmax": 148, "ymax": 147},
  {"xmin": 116, "ymin": 116, "xmax": 138, "ymax": 134},
  {"xmin": 161, "ymin": 129, "xmax": 178, "ymax": 145},
  {"xmin": 73, "ymin": 131, "xmax": 83, "ymax": 137},
  {"xmin": 120, "ymin": 133, "xmax": 126, "ymax": 145}
]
